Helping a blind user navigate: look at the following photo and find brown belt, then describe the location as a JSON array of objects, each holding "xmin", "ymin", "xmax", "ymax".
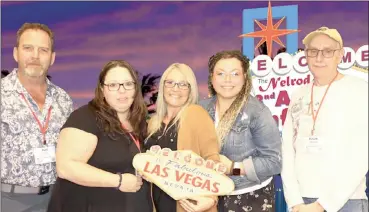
[{"xmin": 1, "ymin": 183, "xmax": 50, "ymax": 195}]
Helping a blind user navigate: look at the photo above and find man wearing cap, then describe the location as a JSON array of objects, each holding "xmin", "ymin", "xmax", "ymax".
[{"xmin": 281, "ymin": 26, "xmax": 368, "ymax": 212}]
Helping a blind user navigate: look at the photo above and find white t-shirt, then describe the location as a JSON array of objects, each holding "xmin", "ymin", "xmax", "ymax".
[{"xmin": 281, "ymin": 75, "xmax": 368, "ymax": 212}]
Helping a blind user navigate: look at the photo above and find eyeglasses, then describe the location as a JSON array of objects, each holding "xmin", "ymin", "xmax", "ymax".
[
  {"xmin": 214, "ymin": 71, "xmax": 242, "ymax": 78},
  {"xmin": 103, "ymin": 81, "xmax": 136, "ymax": 91},
  {"xmin": 305, "ymin": 49, "xmax": 341, "ymax": 58},
  {"xmin": 213, "ymin": 71, "xmax": 244, "ymax": 82},
  {"xmin": 164, "ymin": 80, "xmax": 190, "ymax": 90}
]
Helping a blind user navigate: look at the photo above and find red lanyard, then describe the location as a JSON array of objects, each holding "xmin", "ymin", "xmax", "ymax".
[
  {"xmin": 310, "ymin": 72, "xmax": 338, "ymax": 135},
  {"xmin": 20, "ymin": 93, "xmax": 52, "ymax": 145},
  {"xmin": 122, "ymin": 124, "xmax": 141, "ymax": 152}
]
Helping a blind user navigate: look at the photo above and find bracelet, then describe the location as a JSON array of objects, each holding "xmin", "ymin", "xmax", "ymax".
[{"xmin": 115, "ymin": 172, "xmax": 122, "ymax": 190}]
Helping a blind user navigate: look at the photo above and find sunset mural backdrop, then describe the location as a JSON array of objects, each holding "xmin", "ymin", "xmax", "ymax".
[{"xmin": 1, "ymin": 1, "xmax": 368, "ymax": 108}]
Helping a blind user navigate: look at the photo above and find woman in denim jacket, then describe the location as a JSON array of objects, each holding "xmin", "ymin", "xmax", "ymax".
[{"xmin": 199, "ymin": 50, "xmax": 282, "ymax": 212}]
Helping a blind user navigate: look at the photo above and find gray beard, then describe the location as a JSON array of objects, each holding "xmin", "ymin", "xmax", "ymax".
[{"xmin": 24, "ymin": 67, "xmax": 45, "ymax": 78}]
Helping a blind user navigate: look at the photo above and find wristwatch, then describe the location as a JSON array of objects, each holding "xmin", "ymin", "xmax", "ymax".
[{"xmin": 232, "ymin": 162, "xmax": 241, "ymax": 176}]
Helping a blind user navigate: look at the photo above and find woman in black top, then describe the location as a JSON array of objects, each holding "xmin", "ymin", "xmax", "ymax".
[
  {"xmin": 145, "ymin": 119, "xmax": 178, "ymax": 212},
  {"xmin": 47, "ymin": 60, "xmax": 153, "ymax": 212}
]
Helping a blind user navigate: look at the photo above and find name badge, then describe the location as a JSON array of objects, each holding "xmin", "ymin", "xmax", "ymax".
[
  {"xmin": 33, "ymin": 145, "xmax": 56, "ymax": 164},
  {"xmin": 302, "ymin": 136, "xmax": 324, "ymax": 154}
]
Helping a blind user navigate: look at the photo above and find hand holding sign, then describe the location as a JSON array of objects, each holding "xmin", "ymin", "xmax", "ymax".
[
  {"xmin": 132, "ymin": 145, "xmax": 235, "ymax": 200},
  {"xmin": 219, "ymin": 155, "xmax": 232, "ymax": 175},
  {"xmin": 179, "ymin": 196, "xmax": 216, "ymax": 212}
]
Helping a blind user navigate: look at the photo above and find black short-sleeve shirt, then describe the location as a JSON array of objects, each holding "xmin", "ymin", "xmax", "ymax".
[
  {"xmin": 47, "ymin": 104, "xmax": 153, "ymax": 212},
  {"xmin": 144, "ymin": 119, "xmax": 178, "ymax": 212}
]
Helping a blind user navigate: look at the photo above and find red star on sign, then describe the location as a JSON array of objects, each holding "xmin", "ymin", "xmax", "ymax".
[{"xmin": 239, "ymin": 1, "xmax": 300, "ymax": 57}]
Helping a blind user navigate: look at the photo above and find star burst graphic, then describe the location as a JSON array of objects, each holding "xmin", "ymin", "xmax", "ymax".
[{"xmin": 239, "ymin": 1, "xmax": 300, "ymax": 57}]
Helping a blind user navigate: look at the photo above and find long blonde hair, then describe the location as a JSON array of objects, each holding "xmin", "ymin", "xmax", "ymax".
[
  {"xmin": 147, "ymin": 63, "xmax": 199, "ymax": 139},
  {"xmin": 208, "ymin": 50, "xmax": 252, "ymax": 146}
]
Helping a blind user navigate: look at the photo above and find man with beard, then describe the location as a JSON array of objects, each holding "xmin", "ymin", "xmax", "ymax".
[{"xmin": 1, "ymin": 23, "xmax": 74, "ymax": 212}]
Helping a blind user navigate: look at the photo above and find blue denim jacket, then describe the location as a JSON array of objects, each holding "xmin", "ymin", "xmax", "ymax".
[{"xmin": 199, "ymin": 95, "xmax": 282, "ymax": 190}]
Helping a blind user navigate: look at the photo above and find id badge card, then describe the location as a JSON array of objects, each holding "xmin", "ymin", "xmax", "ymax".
[
  {"xmin": 33, "ymin": 145, "xmax": 56, "ymax": 164},
  {"xmin": 302, "ymin": 136, "xmax": 324, "ymax": 154}
]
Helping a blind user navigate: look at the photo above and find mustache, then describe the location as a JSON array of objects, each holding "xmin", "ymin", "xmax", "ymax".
[{"xmin": 27, "ymin": 61, "xmax": 41, "ymax": 66}]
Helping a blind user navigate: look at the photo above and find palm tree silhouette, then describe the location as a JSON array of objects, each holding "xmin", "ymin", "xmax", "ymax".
[
  {"xmin": 258, "ymin": 42, "xmax": 268, "ymax": 56},
  {"xmin": 1, "ymin": 69, "xmax": 10, "ymax": 78},
  {"xmin": 140, "ymin": 73, "xmax": 161, "ymax": 114},
  {"xmin": 277, "ymin": 47, "xmax": 287, "ymax": 55}
]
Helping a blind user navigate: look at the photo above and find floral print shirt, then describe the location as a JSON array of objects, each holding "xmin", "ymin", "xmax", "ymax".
[{"xmin": 1, "ymin": 69, "xmax": 73, "ymax": 187}]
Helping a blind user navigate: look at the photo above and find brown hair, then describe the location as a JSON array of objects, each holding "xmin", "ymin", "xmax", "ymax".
[
  {"xmin": 208, "ymin": 50, "xmax": 251, "ymax": 96},
  {"xmin": 89, "ymin": 60, "xmax": 148, "ymax": 142},
  {"xmin": 16, "ymin": 23, "xmax": 55, "ymax": 51},
  {"xmin": 207, "ymin": 50, "xmax": 253, "ymax": 146}
]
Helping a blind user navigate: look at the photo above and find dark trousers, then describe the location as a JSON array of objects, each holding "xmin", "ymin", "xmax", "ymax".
[{"xmin": 152, "ymin": 184, "xmax": 176, "ymax": 212}]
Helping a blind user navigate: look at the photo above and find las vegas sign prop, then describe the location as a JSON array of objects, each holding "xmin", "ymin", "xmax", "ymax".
[{"xmin": 133, "ymin": 145, "xmax": 235, "ymax": 200}]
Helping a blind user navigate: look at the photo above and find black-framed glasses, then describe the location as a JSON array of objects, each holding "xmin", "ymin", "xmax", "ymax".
[
  {"xmin": 305, "ymin": 48, "xmax": 341, "ymax": 58},
  {"xmin": 103, "ymin": 81, "xmax": 136, "ymax": 91},
  {"xmin": 164, "ymin": 80, "xmax": 190, "ymax": 90}
]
